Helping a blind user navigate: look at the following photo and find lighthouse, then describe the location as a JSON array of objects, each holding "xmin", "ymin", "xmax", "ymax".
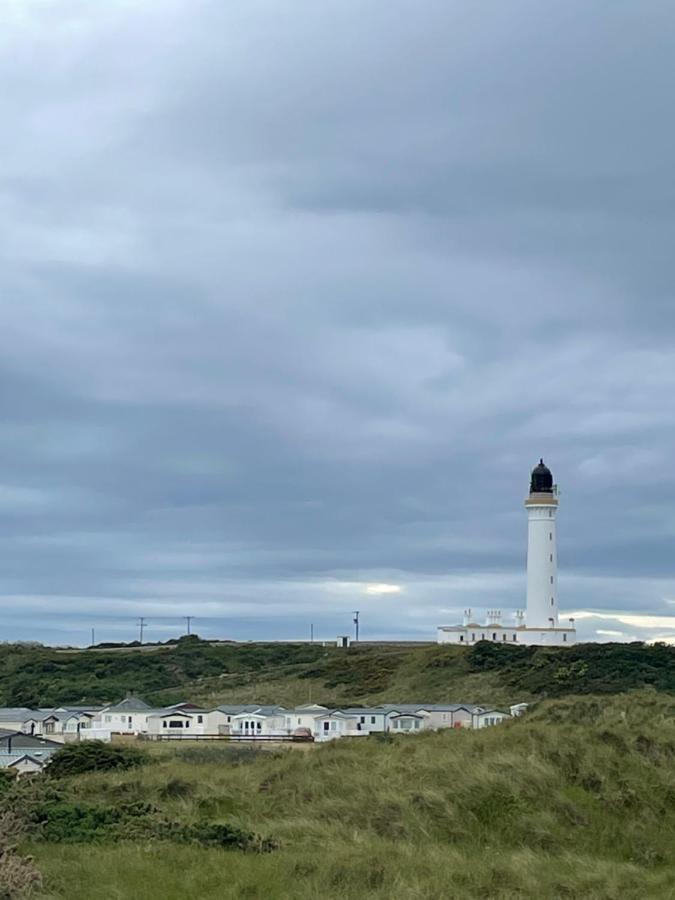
[
  {"xmin": 436, "ymin": 457, "xmax": 576, "ymax": 646},
  {"xmin": 525, "ymin": 459, "xmax": 558, "ymax": 629}
]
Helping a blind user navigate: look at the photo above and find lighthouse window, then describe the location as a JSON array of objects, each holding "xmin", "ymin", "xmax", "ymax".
[
  {"xmin": 551, "ymin": 597, "xmax": 554, "ymax": 605},
  {"xmin": 549, "ymin": 510, "xmax": 552, "ymax": 517},
  {"xmin": 549, "ymin": 532, "xmax": 553, "ymax": 540},
  {"xmin": 550, "ymin": 554, "xmax": 553, "ymax": 562},
  {"xmin": 492, "ymin": 633, "xmax": 497, "ymax": 641},
  {"xmin": 550, "ymin": 576, "xmax": 554, "ymax": 584}
]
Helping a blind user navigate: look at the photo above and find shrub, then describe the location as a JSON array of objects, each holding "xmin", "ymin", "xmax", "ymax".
[
  {"xmin": 34, "ymin": 800, "xmax": 126, "ymax": 843},
  {"xmin": 149, "ymin": 820, "xmax": 277, "ymax": 852},
  {"xmin": 0, "ymin": 769, "xmax": 17, "ymax": 795},
  {"xmin": 46, "ymin": 742, "xmax": 149, "ymax": 778}
]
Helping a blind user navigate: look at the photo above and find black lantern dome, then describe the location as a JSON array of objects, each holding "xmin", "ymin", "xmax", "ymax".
[{"xmin": 530, "ymin": 459, "xmax": 553, "ymax": 494}]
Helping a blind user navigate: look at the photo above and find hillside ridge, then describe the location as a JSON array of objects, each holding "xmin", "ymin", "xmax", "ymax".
[{"xmin": 1, "ymin": 638, "xmax": 673, "ymax": 708}]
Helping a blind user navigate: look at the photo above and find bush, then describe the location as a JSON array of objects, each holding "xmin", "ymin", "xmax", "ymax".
[
  {"xmin": 0, "ymin": 769, "xmax": 17, "ymax": 795},
  {"xmin": 149, "ymin": 820, "xmax": 277, "ymax": 852},
  {"xmin": 29, "ymin": 795, "xmax": 275, "ymax": 851},
  {"xmin": 35, "ymin": 800, "xmax": 128, "ymax": 843},
  {"xmin": 46, "ymin": 742, "xmax": 149, "ymax": 778}
]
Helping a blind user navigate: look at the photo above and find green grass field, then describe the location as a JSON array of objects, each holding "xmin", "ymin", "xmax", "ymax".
[
  {"xmin": 16, "ymin": 690, "xmax": 675, "ymax": 900},
  {"xmin": 2, "ymin": 641, "xmax": 675, "ymax": 899}
]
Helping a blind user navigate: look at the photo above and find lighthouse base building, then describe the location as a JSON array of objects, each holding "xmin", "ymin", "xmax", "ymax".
[
  {"xmin": 436, "ymin": 612, "xmax": 576, "ymax": 647},
  {"xmin": 437, "ymin": 460, "xmax": 576, "ymax": 647}
]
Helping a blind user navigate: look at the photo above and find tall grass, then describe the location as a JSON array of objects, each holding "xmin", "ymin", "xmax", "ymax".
[{"xmin": 28, "ymin": 690, "xmax": 675, "ymax": 899}]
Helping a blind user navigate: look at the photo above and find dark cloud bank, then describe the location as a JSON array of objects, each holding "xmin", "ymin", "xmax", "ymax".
[{"xmin": 1, "ymin": 1, "xmax": 675, "ymax": 645}]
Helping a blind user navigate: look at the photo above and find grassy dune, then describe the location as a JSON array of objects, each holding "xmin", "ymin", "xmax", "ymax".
[{"xmin": 28, "ymin": 690, "xmax": 675, "ymax": 900}]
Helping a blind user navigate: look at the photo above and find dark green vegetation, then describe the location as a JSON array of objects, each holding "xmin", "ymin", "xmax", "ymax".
[
  {"xmin": 1, "ymin": 690, "xmax": 672, "ymax": 899},
  {"xmin": 45, "ymin": 742, "xmax": 149, "ymax": 778},
  {"xmin": 1, "ymin": 637, "xmax": 675, "ymax": 708}
]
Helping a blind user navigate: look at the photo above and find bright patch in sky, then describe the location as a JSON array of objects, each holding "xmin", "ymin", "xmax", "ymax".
[
  {"xmin": 365, "ymin": 584, "xmax": 402, "ymax": 595},
  {"xmin": 573, "ymin": 612, "xmax": 675, "ymax": 629}
]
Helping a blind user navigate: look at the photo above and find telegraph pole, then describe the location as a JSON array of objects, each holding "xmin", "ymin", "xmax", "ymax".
[
  {"xmin": 138, "ymin": 617, "xmax": 147, "ymax": 644},
  {"xmin": 310, "ymin": 623, "xmax": 314, "ymax": 643},
  {"xmin": 353, "ymin": 611, "xmax": 360, "ymax": 643},
  {"xmin": 184, "ymin": 616, "xmax": 194, "ymax": 636}
]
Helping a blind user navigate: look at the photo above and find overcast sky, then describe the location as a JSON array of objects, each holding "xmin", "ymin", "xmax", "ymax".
[{"xmin": 2, "ymin": 1, "xmax": 675, "ymax": 646}]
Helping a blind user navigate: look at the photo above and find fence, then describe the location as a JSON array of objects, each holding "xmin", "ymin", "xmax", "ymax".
[{"xmin": 144, "ymin": 733, "xmax": 310, "ymax": 743}]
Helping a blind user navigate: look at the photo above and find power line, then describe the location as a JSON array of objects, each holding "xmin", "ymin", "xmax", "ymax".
[{"xmin": 138, "ymin": 617, "xmax": 147, "ymax": 644}]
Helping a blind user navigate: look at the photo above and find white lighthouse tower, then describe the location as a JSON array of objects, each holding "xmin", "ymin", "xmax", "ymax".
[
  {"xmin": 436, "ymin": 458, "xmax": 576, "ymax": 646},
  {"xmin": 525, "ymin": 459, "xmax": 559, "ymax": 629}
]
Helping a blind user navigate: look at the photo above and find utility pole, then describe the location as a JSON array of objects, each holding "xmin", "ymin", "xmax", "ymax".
[
  {"xmin": 184, "ymin": 616, "xmax": 194, "ymax": 636},
  {"xmin": 310, "ymin": 623, "xmax": 314, "ymax": 643},
  {"xmin": 353, "ymin": 610, "xmax": 360, "ymax": 643},
  {"xmin": 138, "ymin": 617, "xmax": 147, "ymax": 644},
  {"xmin": 91, "ymin": 628, "xmax": 95, "ymax": 647}
]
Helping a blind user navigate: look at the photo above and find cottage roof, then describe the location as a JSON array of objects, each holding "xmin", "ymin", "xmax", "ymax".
[
  {"xmin": 104, "ymin": 696, "xmax": 152, "ymax": 712},
  {"xmin": 7, "ymin": 754, "xmax": 45, "ymax": 768},
  {"xmin": 389, "ymin": 712, "xmax": 426, "ymax": 720},
  {"xmin": 378, "ymin": 703, "xmax": 480, "ymax": 714},
  {"xmin": 216, "ymin": 704, "xmax": 285, "ymax": 715},
  {"xmin": 231, "ymin": 706, "xmax": 285, "ymax": 719},
  {"xmin": 0, "ymin": 730, "xmax": 62, "ymax": 749},
  {"xmin": 147, "ymin": 709, "xmax": 193, "ymax": 720},
  {"xmin": 0, "ymin": 709, "xmax": 38, "ymax": 723},
  {"xmin": 313, "ymin": 710, "xmax": 358, "ymax": 721}
]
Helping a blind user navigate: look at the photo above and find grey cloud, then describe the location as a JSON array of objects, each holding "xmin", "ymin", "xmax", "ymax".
[{"xmin": 0, "ymin": 1, "xmax": 674, "ymax": 645}]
